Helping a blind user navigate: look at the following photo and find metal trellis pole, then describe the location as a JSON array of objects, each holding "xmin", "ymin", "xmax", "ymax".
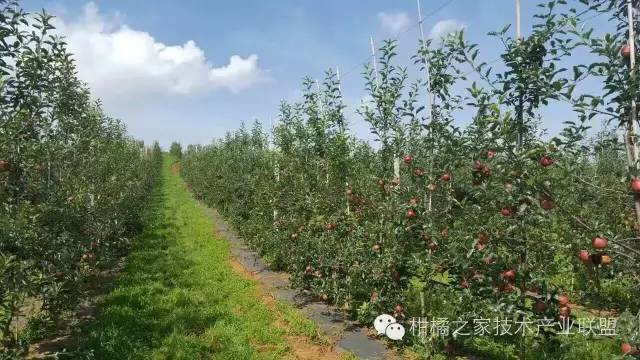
[
  {"xmin": 370, "ymin": 35, "xmax": 380, "ymax": 87},
  {"xmin": 627, "ymin": 0, "xmax": 640, "ymax": 226},
  {"xmin": 516, "ymin": 0, "xmax": 522, "ymax": 40},
  {"xmin": 418, "ymin": 0, "xmax": 435, "ymax": 211}
]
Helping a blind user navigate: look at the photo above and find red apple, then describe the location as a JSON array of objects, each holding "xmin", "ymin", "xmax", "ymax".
[
  {"xmin": 558, "ymin": 306, "xmax": 571, "ymax": 317},
  {"xmin": 403, "ymin": 154, "xmax": 413, "ymax": 165},
  {"xmin": 502, "ymin": 269, "xmax": 516, "ymax": 281},
  {"xmin": 459, "ymin": 279, "xmax": 470, "ymax": 289},
  {"xmin": 621, "ymin": 342, "xmax": 634, "ymax": 354},
  {"xmin": 540, "ymin": 197, "xmax": 555, "ymax": 211},
  {"xmin": 558, "ymin": 295, "xmax": 570, "ymax": 306},
  {"xmin": 539, "ymin": 155, "xmax": 554, "ymax": 167},
  {"xmin": 472, "ymin": 161, "xmax": 491, "ymax": 177},
  {"xmin": 534, "ymin": 301, "xmax": 547, "ymax": 313},
  {"xmin": 406, "ymin": 209, "xmax": 417, "ymax": 219},
  {"xmin": 394, "ymin": 304, "xmax": 404, "ymax": 314},
  {"xmin": 501, "ymin": 282, "xmax": 515, "ymax": 293},
  {"xmin": 632, "ymin": 178, "xmax": 640, "ymax": 193},
  {"xmin": 578, "ymin": 250, "xmax": 590, "ymax": 264},
  {"xmin": 444, "ymin": 343, "xmax": 456, "ymax": 354},
  {"xmin": 500, "ymin": 207, "xmax": 512, "ymax": 217},
  {"xmin": 486, "ymin": 149, "xmax": 497, "ymax": 159},
  {"xmin": 477, "ymin": 232, "xmax": 489, "ymax": 244},
  {"xmin": 440, "ymin": 172, "xmax": 451, "ymax": 181},
  {"xmin": 592, "ymin": 236, "xmax": 608, "ymax": 250},
  {"xmin": 621, "ymin": 44, "xmax": 632, "ymax": 59},
  {"xmin": 601, "ymin": 253, "xmax": 612, "ymax": 265}
]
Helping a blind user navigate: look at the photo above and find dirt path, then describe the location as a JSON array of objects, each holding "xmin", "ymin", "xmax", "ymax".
[
  {"xmin": 202, "ymin": 206, "xmax": 397, "ymax": 360},
  {"xmin": 226, "ymin": 256, "xmax": 342, "ymax": 360}
]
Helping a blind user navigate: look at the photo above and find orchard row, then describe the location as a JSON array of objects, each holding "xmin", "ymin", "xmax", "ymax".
[
  {"xmin": 0, "ymin": 2, "xmax": 161, "ymax": 356},
  {"xmin": 181, "ymin": 1, "xmax": 640, "ymax": 358}
]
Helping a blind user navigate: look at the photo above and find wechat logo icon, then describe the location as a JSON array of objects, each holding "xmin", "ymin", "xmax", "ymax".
[{"xmin": 374, "ymin": 314, "xmax": 405, "ymax": 340}]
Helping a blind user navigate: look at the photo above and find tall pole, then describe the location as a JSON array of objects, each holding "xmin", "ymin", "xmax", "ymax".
[
  {"xmin": 418, "ymin": 0, "xmax": 434, "ymax": 211},
  {"xmin": 417, "ymin": 0, "xmax": 434, "ymax": 121},
  {"xmin": 516, "ymin": 0, "xmax": 522, "ymax": 40},
  {"xmin": 370, "ymin": 35, "xmax": 380, "ymax": 87},
  {"xmin": 626, "ymin": 0, "xmax": 640, "ymax": 226},
  {"xmin": 515, "ymin": 0, "xmax": 524, "ymax": 148}
]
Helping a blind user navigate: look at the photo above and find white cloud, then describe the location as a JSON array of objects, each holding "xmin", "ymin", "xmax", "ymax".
[
  {"xmin": 378, "ymin": 11, "xmax": 411, "ymax": 35},
  {"xmin": 429, "ymin": 19, "xmax": 464, "ymax": 41},
  {"xmin": 54, "ymin": 2, "xmax": 270, "ymax": 99}
]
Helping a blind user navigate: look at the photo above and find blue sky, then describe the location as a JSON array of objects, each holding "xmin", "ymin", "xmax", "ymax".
[{"xmin": 24, "ymin": 0, "xmax": 614, "ymax": 147}]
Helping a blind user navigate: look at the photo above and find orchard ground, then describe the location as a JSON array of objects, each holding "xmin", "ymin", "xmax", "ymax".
[{"xmin": 64, "ymin": 156, "xmax": 348, "ymax": 359}]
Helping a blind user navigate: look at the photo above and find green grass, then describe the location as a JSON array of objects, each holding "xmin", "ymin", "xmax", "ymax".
[{"xmin": 71, "ymin": 156, "xmax": 328, "ymax": 359}]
